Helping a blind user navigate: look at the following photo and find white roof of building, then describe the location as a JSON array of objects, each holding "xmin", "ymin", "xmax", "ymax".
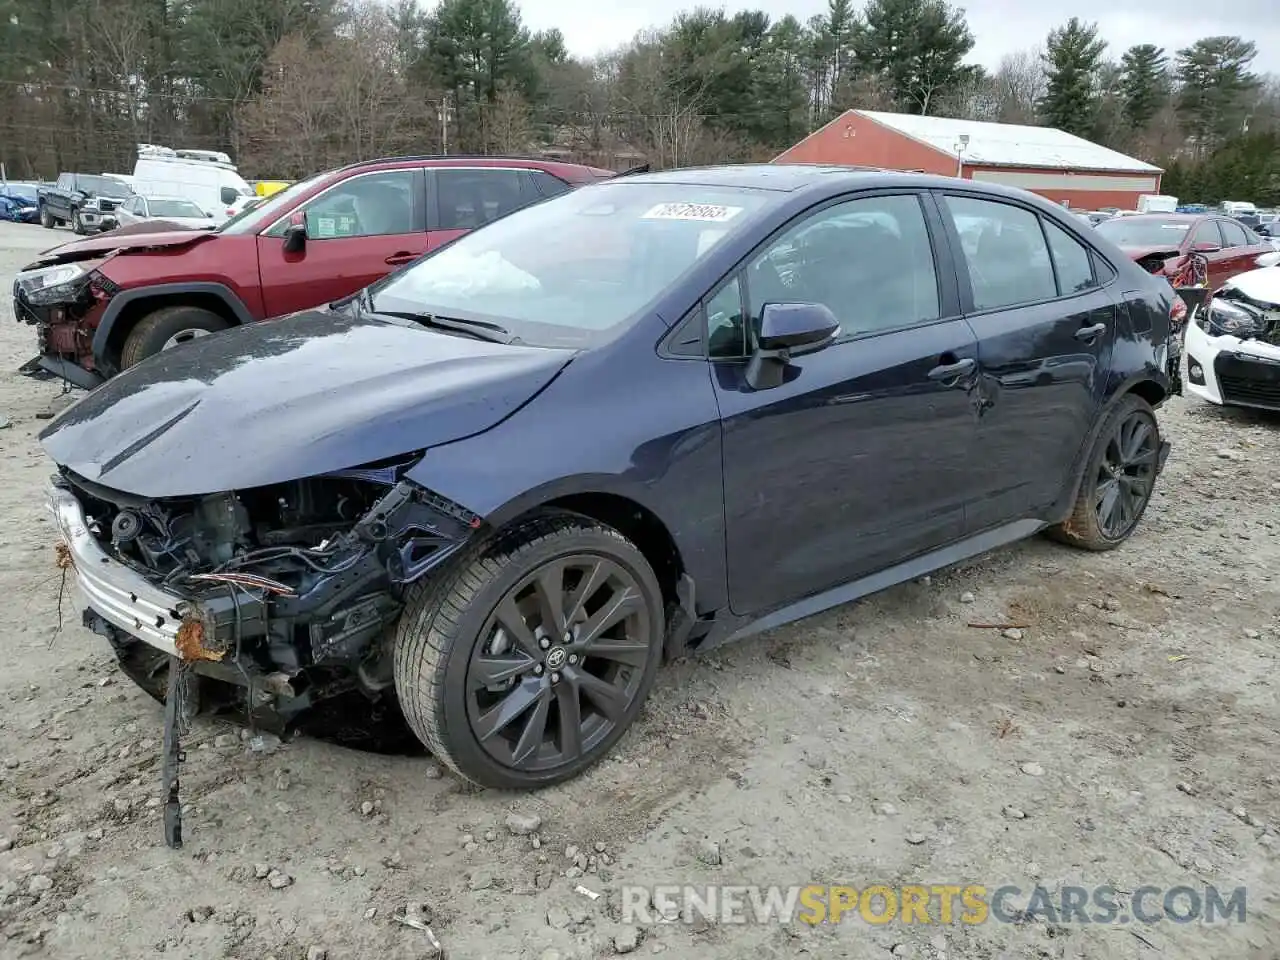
[{"xmin": 859, "ymin": 111, "xmax": 1162, "ymax": 174}]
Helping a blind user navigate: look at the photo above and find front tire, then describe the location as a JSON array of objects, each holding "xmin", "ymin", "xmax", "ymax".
[
  {"xmin": 120, "ymin": 306, "xmax": 230, "ymax": 368},
  {"xmin": 394, "ymin": 513, "xmax": 665, "ymax": 789},
  {"xmin": 1049, "ymin": 393, "xmax": 1161, "ymax": 551},
  {"xmin": 71, "ymin": 209, "xmax": 84, "ymax": 234}
]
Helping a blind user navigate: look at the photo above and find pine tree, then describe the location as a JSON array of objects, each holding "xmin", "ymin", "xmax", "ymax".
[
  {"xmin": 1039, "ymin": 18, "xmax": 1107, "ymax": 136},
  {"xmin": 857, "ymin": 0, "xmax": 975, "ymax": 115},
  {"xmin": 1118, "ymin": 44, "xmax": 1169, "ymax": 130}
]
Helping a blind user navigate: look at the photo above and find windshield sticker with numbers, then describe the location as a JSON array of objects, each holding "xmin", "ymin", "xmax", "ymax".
[{"xmin": 641, "ymin": 202, "xmax": 743, "ymax": 222}]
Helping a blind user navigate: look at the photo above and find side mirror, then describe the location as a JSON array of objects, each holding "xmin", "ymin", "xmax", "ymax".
[
  {"xmin": 1256, "ymin": 251, "xmax": 1280, "ymax": 268},
  {"xmin": 282, "ymin": 222, "xmax": 307, "ymax": 254},
  {"xmin": 744, "ymin": 302, "xmax": 840, "ymax": 391},
  {"xmin": 205, "ymin": 211, "xmax": 214, "ymax": 218},
  {"xmin": 1193, "ymin": 241, "xmax": 1221, "ymax": 253}
]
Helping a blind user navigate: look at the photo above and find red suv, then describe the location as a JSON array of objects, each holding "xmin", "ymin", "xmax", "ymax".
[
  {"xmin": 13, "ymin": 156, "xmax": 619, "ymax": 388},
  {"xmin": 1093, "ymin": 213, "xmax": 1274, "ymax": 289}
]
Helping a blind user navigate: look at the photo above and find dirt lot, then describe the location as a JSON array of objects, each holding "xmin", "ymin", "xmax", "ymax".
[{"xmin": 0, "ymin": 219, "xmax": 1277, "ymax": 960}]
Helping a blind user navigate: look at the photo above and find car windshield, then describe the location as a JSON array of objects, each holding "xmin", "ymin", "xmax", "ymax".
[
  {"xmin": 78, "ymin": 176, "xmax": 131, "ymax": 197},
  {"xmin": 217, "ymin": 169, "xmax": 334, "ymax": 234},
  {"xmin": 3, "ymin": 184, "xmax": 37, "ymax": 201},
  {"xmin": 369, "ymin": 182, "xmax": 771, "ymax": 347},
  {"xmin": 1094, "ymin": 218, "xmax": 1192, "ymax": 246},
  {"xmin": 150, "ymin": 199, "xmax": 206, "ymax": 218}
]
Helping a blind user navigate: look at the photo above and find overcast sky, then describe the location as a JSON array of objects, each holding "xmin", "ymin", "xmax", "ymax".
[{"xmin": 519, "ymin": 0, "xmax": 1280, "ymax": 75}]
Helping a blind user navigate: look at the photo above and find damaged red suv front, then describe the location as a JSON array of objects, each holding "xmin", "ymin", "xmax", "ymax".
[
  {"xmin": 12, "ymin": 227, "xmax": 214, "ymax": 389},
  {"xmin": 13, "ymin": 257, "xmax": 117, "ymax": 382}
]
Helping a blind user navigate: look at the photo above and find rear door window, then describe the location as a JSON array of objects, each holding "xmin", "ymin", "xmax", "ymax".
[
  {"xmin": 1190, "ymin": 220, "xmax": 1223, "ymax": 248},
  {"xmin": 436, "ymin": 169, "xmax": 538, "ymax": 230},
  {"xmin": 1042, "ymin": 220, "xmax": 1098, "ymax": 295},
  {"xmin": 1219, "ymin": 220, "xmax": 1249, "ymax": 248}
]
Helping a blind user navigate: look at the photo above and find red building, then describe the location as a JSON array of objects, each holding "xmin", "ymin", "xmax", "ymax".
[{"xmin": 775, "ymin": 110, "xmax": 1162, "ymax": 212}]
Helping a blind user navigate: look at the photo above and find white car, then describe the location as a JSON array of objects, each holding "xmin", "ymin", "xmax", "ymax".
[
  {"xmin": 1184, "ymin": 251, "xmax": 1280, "ymax": 411},
  {"xmin": 114, "ymin": 195, "xmax": 217, "ymax": 230}
]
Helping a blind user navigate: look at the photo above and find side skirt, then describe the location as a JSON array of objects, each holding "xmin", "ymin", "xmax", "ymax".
[{"xmin": 694, "ymin": 518, "xmax": 1046, "ymax": 653}]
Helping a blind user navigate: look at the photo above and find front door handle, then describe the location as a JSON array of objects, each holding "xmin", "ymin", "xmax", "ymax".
[
  {"xmin": 1074, "ymin": 322, "xmax": 1107, "ymax": 342},
  {"xmin": 927, "ymin": 357, "xmax": 976, "ymax": 381},
  {"xmin": 385, "ymin": 251, "xmax": 416, "ymax": 265}
]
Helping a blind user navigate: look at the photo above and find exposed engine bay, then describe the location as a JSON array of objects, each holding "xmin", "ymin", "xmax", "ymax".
[
  {"xmin": 64, "ymin": 463, "xmax": 478, "ymax": 687},
  {"xmin": 55, "ymin": 463, "xmax": 481, "ymax": 845}
]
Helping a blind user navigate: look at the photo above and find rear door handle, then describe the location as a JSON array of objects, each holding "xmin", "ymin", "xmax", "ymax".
[
  {"xmin": 1074, "ymin": 322, "xmax": 1107, "ymax": 341},
  {"xmin": 385, "ymin": 252, "xmax": 416, "ymax": 265},
  {"xmin": 927, "ymin": 357, "xmax": 976, "ymax": 381}
]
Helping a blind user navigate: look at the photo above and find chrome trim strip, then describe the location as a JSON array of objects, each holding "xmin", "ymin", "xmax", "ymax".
[{"xmin": 48, "ymin": 485, "xmax": 184, "ymax": 655}]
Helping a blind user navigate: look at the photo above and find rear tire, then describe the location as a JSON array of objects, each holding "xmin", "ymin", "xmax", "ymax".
[
  {"xmin": 39, "ymin": 204, "xmax": 54, "ymax": 229},
  {"xmin": 393, "ymin": 513, "xmax": 665, "ymax": 789},
  {"xmin": 1048, "ymin": 393, "xmax": 1161, "ymax": 551},
  {"xmin": 120, "ymin": 306, "xmax": 230, "ymax": 368}
]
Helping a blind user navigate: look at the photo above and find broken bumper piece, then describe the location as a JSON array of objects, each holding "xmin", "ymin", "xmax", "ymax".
[{"xmin": 49, "ymin": 483, "xmax": 264, "ymax": 661}]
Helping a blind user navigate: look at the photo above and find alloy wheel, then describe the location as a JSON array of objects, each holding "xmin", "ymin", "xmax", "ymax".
[
  {"xmin": 465, "ymin": 553, "xmax": 654, "ymax": 773},
  {"xmin": 161, "ymin": 329, "xmax": 212, "ymax": 351},
  {"xmin": 1094, "ymin": 408, "xmax": 1158, "ymax": 540}
]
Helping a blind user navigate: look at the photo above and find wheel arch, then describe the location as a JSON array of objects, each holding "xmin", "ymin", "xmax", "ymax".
[
  {"xmin": 505, "ymin": 491, "xmax": 686, "ymax": 611},
  {"xmin": 92, "ymin": 282, "xmax": 255, "ymax": 374},
  {"xmin": 1047, "ymin": 374, "xmax": 1168, "ymax": 525}
]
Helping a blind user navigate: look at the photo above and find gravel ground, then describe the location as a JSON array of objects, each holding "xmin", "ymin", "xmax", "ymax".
[{"xmin": 0, "ymin": 220, "xmax": 1278, "ymax": 960}]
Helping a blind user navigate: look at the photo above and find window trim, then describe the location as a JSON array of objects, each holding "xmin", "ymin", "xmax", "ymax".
[
  {"xmin": 1189, "ymin": 219, "xmax": 1223, "ymax": 250},
  {"xmin": 934, "ymin": 189, "xmax": 1112, "ymax": 316},
  {"xmin": 1217, "ymin": 217, "xmax": 1249, "ymax": 248},
  {"xmin": 427, "ymin": 165, "xmax": 547, "ymax": 232},
  {"xmin": 260, "ymin": 167, "xmax": 426, "ymax": 238},
  {"xmin": 1041, "ymin": 216, "xmax": 1099, "ymax": 298},
  {"xmin": 657, "ymin": 188, "xmax": 959, "ymax": 362}
]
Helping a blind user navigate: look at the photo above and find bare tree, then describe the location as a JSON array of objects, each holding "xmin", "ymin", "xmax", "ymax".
[
  {"xmin": 482, "ymin": 84, "xmax": 534, "ymax": 153},
  {"xmin": 992, "ymin": 47, "xmax": 1046, "ymax": 124}
]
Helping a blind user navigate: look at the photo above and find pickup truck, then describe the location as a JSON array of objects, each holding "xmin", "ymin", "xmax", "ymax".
[{"xmin": 38, "ymin": 174, "xmax": 134, "ymax": 234}]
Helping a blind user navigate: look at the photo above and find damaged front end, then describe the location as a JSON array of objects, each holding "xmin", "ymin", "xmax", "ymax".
[
  {"xmin": 49, "ymin": 462, "xmax": 481, "ymax": 846},
  {"xmin": 14, "ymin": 259, "xmax": 115, "ymax": 389}
]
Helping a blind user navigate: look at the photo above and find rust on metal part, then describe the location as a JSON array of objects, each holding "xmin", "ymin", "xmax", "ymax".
[
  {"xmin": 175, "ymin": 616, "xmax": 224, "ymax": 662},
  {"xmin": 54, "ymin": 541, "xmax": 72, "ymax": 570}
]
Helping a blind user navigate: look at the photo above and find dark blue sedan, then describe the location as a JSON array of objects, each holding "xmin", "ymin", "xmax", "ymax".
[
  {"xmin": 0, "ymin": 183, "xmax": 39, "ymax": 223},
  {"xmin": 39, "ymin": 164, "xmax": 1175, "ymax": 821}
]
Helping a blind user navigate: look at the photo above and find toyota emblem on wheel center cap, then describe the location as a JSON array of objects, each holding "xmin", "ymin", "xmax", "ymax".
[{"xmin": 545, "ymin": 646, "xmax": 568, "ymax": 670}]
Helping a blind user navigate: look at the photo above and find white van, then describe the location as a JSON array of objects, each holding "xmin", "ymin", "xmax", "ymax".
[
  {"xmin": 1221, "ymin": 200, "xmax": 1257, "ymax": 217},
  {"xmin": 1137, "ymin": 194, "xmax": 1177, "ymax": 214},
  {"xmin": 131, "ymin": 144, "xmax": 254, "ymax": 221}
]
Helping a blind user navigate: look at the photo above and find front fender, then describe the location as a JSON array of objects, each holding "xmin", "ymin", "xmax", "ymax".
[{"xmin": 405, "ymin": 323, "xmax": 730, "ymax": 612}]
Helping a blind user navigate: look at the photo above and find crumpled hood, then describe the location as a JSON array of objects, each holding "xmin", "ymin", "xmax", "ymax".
[
  {"xmin": 24, "ymin": 228, "xmax": 215, "ymax": 269},
  {"xmin": 1118, "ymin": 244, "xmax": 1184, "ymax": 262},
  {"xmin": 39, "ymin": 310, "xmax": 575, "ymax": 498},
  {"xmin": 1222, "ymin": 266, "xmax": 1280, "ymax": 306}
]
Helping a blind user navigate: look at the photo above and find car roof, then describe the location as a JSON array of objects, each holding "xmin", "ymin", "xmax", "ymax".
[
  {"xmin": 1102, "ymin": 213, "xmax": 1211, "ymax": 224},
  {"xmin": 608, "ymin": 164, "xmax": 1100, "ymax": 215},
  {"xmin": 338, "ymin": 155, "xmax": 616, "ymax": 182}
]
